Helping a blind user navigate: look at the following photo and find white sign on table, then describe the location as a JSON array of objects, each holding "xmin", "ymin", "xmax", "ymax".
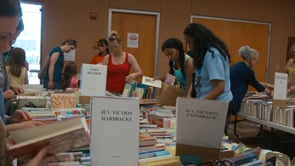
[
  {"xmin": 80, "ymin": 64, "xmax": 107, "ymax": 96},
  {"xmin": 90, "ymin": 96, "xmax": 139, "ymax": 166},
  {"xmin": 273, "ymin": 72, "xmax": 288, "ymax": 100},
  {"xmin": 176, "ymin": 97, "xmax": 229, "ymax": 149}
]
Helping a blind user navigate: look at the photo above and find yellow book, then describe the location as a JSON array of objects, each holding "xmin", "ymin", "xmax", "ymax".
[{"xmin": 139, "ymin": 156, "xmax": 181, "ymax": 166}]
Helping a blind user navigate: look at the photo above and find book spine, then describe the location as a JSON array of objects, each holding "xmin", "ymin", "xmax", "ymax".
[
  {"xmin": 240, "ymin": 160, "xmax": 262, "ymax": 166},
  {"xmin": 224, "ymin": 152, "xmax": 257, "ymax": 166}
]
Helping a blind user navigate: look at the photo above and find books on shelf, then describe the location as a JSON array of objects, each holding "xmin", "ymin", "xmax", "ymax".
[
  {"xmin": 8, "ymin": 117, "xmax": 90, "ymax": 161},
  {"xmin": 240, "ymin": 99, "xmax": 295, "ymax": 127}
]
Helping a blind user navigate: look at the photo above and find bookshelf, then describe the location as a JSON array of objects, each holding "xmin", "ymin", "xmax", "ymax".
[{"xmin": 238, "ymin": 113, "xmax": 295, "ymax": 135}]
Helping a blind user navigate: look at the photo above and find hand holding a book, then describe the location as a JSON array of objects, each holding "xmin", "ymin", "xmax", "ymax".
[
  {"xmin": 21, "ymin": 145, "xmax": 54, "ymax": 166},
  {"xmin": 10, "ymin": 85, "xmax": 24, "ymax": 95},
  {"xmin": 6, "ymin": 110, "xmax": 32, "ymax": 124},
  {"xmin": 5, "ymin": 120, "xmax": 46, "ymax": 133}
]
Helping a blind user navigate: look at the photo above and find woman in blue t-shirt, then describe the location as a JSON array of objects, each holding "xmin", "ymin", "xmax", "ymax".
[
  {"xmin": 157, "ymin": 38, "xmax": 194, "ymax": 96},
  {"xmin": 43, "ymin": 39, "xmax": 77, "ymax": 89},
  {"xmin": 184, "ymin": 23, "xmax": 232, "ymax": 102}
]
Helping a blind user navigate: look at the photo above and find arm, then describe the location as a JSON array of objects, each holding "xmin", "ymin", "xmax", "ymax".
[
  {"xmin": 284, "ymin": 59, "xmax": 293, "ymax": 72},
  {"xmin": 101, "ymin": 54, "xmax": 109, "ymax": 65},
  {"xmin": 126, "ymin": 54, "xmax": 143, "ymax": 82},
  {"xmin": 48, "ymin": 52, "xmax": 60, "ymax": 89},
  {"xmin": 185, "ymin": 57, "xmax": 194, "ymax": 97},
  {"xmin": 246, "ymin": 69, "xmax": 265, "ymax": 92},
  {"xmin": 204, "ymin": 80, "xmax": 225, "ymax": 100}
]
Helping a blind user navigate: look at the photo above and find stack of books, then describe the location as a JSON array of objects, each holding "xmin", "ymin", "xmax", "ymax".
[{"xmin": 139, "ymin": 134, "xmax": 170, "ymax": 159}]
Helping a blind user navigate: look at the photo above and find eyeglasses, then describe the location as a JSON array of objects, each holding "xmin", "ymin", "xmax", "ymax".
[{"xmin": 0, "ymin": 32, "xmax": 14, "ymax": 44}]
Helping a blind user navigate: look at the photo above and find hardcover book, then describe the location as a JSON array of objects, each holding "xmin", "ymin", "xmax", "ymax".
[{"xmin": 9, "ymin": 117, "xmax": 90, "ymax": 161}]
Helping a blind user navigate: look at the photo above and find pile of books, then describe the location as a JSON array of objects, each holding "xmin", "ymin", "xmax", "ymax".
[
  {"xmin": 139, "ymin": 133, "xmax": 171, "ymax": 159},
  {"xmin": 240, "ymin": 99, "xmax": 295, "ymax": 127}
]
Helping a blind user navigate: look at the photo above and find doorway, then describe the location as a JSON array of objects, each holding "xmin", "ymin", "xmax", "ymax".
[
  {"xmin": 13, "ymin": 3, "xmax": 42, "ymax": 84},
  {"xmin": 109, "ymin": 9, "xmax": 160, "ymax": 77},
  {"xmin": 191, "ymin": 16, "xmax": 271, "ymax": 83}
]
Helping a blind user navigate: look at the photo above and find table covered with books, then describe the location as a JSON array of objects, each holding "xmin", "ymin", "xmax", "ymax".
[{"xmin": 8, "ymin": 85, "xmax": 293, "ymax": 166}]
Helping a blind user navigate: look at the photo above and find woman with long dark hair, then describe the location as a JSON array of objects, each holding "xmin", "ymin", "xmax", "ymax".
[
  {"xmin": 158, "ymin": 38, "xmax": 194, "ymax": 96},
  {"xmin": 6, "ymin": 47, "xmax": 28, "ymax": 86},
  {"xmin": 184, "ymin": 23, "xmax": 232, "ymax": 101}
]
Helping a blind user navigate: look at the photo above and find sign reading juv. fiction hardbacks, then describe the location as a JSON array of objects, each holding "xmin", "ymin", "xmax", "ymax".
[{"xmin": 90, "ymin": 96, "xmax": 139, "ymax": 166}]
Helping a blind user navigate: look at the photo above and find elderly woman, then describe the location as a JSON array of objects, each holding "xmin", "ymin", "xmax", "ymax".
[{"xmin": 227, "ymin": 46, "xmax": 270, "ymax": 134}]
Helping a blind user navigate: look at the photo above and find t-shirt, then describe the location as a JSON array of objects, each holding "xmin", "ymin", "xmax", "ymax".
[
  {"xmin": 5, "ymin": 66, "xmax": 27, "ymax": 86},
  {"xmin": 106, "ymin": 53, "xmax": 130, "ymax": 93},
  {"xmin": 90, "ymin": 55, "xmax": 105, "ymax": 64},
  {"xmin": 44, "ymin": 47, "xmax": 64, "ymax": 83},
  {"xmin": 194, "ymin": 47, "xmax": 232, "ymax": 102},
  {"xmin": 230, "ymin": 62, "xmax": 265, "ymax": 115},
  {"xmin": 173, "ymin": 54, "xmax": 190, "ymax": 94}
]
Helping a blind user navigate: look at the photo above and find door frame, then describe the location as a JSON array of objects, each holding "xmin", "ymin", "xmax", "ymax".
[
  {"xmin": 108, "ymin": 8, "xmax": 161, "ymax": 75},
  {"xmin": 190, "ymin": 15, "xmax": 272, "ymax": 82}
]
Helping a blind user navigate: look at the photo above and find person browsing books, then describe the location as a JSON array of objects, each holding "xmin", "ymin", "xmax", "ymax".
[
  {"xmin": 6, "ymin": 47, "xmax": 28, "ymax": 87},
  {"xmin": 90, "ymin": 38, "xmax": 109, "ymax": 64},
  {"xmin": 155, "ymin": 38, "xmax": 194, "ymax": 96},
  {"xmin": 102, "ymin": 31, "xmax": 143, "ymax": 94},
  {"xmin": 62, "ymin": 62, "xmax": 79, "ymax": 91},
  {"xmin": 0, "ymin": 0, "xmax": 53, "ymax": 165},
  {"xmin": 43, "ymin": 39, "xmax": 77, "ymax": 90},
  {"xmin": 184, "ymin": 23, "xmax": 232, "ymax": 102},
  {"xmin": 227, "ymin": 46, "xmax": 271, "ymax": 133}
]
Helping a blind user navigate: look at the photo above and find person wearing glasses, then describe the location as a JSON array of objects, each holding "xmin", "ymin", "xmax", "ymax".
[
  {"xmin": 1, "ymin": 0, "xmax": 53, "ymax": 165},
  {"xmin": 43, "ymin": 39, "xmax": 77, "ymax": 90},
  {"xmin": 90, "ymin": 38, "xmax": 109, "ymax": 64}
]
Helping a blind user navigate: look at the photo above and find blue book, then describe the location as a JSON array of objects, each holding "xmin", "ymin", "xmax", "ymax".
[
  {"xmin": 139, "ymin": 150, "xmax": 170, "ymax": 159},
  {"xmin": 224, "ymin": 152, "xmax": 257, "ymax": 166}
]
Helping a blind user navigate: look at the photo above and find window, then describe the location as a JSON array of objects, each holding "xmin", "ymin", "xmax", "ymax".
[{"xmin": 13, "ymin": 3, "xmax": 42, "ymax": 84}]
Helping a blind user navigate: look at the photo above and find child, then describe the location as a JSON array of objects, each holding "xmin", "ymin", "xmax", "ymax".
[
  {"xmin": 6, "ymin": 47, "xmax": 28, "ymax": 86},
  {"xmin": 156, "ymin": 38, "xmax": 194, "ymax": 96},
  {"xmin": 62, "ymin": 62, "xmax": 79, "ymax": 91}
]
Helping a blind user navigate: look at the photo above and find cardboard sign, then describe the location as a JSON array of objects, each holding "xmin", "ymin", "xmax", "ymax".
[
  {"xmin": 90, "ymin": 96, "xmax": 139, "ymax": 166},
  {"xmin": 176, "ymin": 98, "xmax": 229, "ymax": 149},
  {"xmin": 273, "ymin": 72, "xmax": 288, "ymax": 100},
  {"xmin": 80, "ymin": 64, "xmax": 107, "ymax": 96}
]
